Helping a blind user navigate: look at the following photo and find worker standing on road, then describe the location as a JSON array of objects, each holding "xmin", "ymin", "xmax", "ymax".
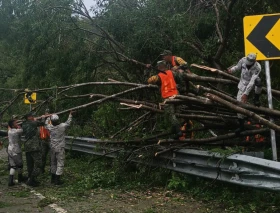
[
  {"xmin": 45, "ymin": 111, "xmax": 73, "ymax": 185},
  {"xmin": 147, "ymin": 60, "xmax": 183, "ymax": 139},
  {"xmin": 228, "ymin": 53, "xmax": 262, "ymax": 134},
  {"xmin": 7, "ymin": 119, "xmax": 28, "ymax": 186},
  {"xmin": 22, "ymin": 112, "xmax": 44, "ymax": 187}
]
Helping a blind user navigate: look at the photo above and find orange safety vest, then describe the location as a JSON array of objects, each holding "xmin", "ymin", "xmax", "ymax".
[
  {"xmin": 246, "ymin": 122, "xmax": 265, "ymax": 143},
  {"xmin": 39, "ymin": 126, "xmax": 50, "ymax": 140},
  {"xmin": 179, "ymin": 121, "xmax": 194, "ymax": 140},
  {"xmin": 158, "ymin": 70, "xmax": 178, "ymax": 98},
  {"xmin": 255, "ymin": 124, "xmax": 265, "ymax": 143},
  {"xmin": 171, "ymin": 56, "xmax": 177, "ymax": 67}
]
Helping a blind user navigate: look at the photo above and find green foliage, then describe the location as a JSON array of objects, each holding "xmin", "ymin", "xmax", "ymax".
[
  {"xmin": 167, "ymin": 172, "xmax": 187, "ymax": 190},
  {"xmin": 1, "ymin": 0, "xmax": 280, "ymax": 135},
  {"xmin": 8, "ymin": 190, "xmax": 30, "ymax": 198},
  {"xmin": 37, "ymin": 198, "xmax": 54, "ymax": 208},
  {"xmin": 0, "ymin": 201, "xmax": 11, "ymax": 208},
  {"xmin": 36, "ymin": 153, "xmax": 280, "ymax": 213}
]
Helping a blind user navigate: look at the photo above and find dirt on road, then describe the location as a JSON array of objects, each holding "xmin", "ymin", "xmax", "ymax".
[{"xmin": 0, "ymin": 147, "xmax": 220, "ymax": 213}]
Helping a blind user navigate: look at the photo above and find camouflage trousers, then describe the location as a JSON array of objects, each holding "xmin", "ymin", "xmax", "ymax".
[
  {"xmin": 26, "ymin": 151, "xmax": 42, "ymax": 178},
  {"xmin": 51, "ymin": 148, "xmax": 65, "ymax": 175},
  {"xmin": 41, "ymin": 140, "xmax": 50, "ymax": 171},
  {"xmin": 163, "ymin": 103, "xmax": 181, "ymax": 134}
]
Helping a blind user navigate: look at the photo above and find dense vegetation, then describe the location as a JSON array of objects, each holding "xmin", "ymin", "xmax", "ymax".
[
  {"xmin": 1, "ymin": 1, "xmax": 280, "ymax": 212},
  {"xmin": 1, "ymin": 0, "xmax": 280, "ymax": 138}
]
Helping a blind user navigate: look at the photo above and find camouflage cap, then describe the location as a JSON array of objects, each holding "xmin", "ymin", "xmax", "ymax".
[
  {"xmin": 246, "ymin": 53, "xmax": 257, "ymax": 65},
  {"xmin": 156, "ymin": 60, "xmax": 167, "ymax": 67},
  {"xmin": 160, "ymin": 50, "xmax": 172, "ymax": 56},
  {"xmin": 24, "ymin": 111, "xmax": 35, "ymax": 119}
]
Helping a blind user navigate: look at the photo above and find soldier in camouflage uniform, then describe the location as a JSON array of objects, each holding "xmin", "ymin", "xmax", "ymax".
[
  {"xmin": 228, "ymin": 53, "xmax": 262, "ymax": 134},
  {"xmin": 160, "ymin": 50, "xmax": 189, "ymax": 73},
  {"xmin": 148, "ymin": 60, "xmax": 187, "ymax": 139},
  {"xmin": 45, "ymin": 112, "xmax": 73, "ymax": 185},
  {"xmin": 22, "ymin": 112, "xmax": 43, "ymax": 187}
]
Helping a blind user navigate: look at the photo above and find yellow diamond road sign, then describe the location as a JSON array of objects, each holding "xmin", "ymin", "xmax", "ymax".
[
  {"xmin": 24, "ymin": 92, "xmax": 37, "ymax": 104},
  {"xmin": 243, "ymin": 13, "xmax": 280, "ymax": 60}
]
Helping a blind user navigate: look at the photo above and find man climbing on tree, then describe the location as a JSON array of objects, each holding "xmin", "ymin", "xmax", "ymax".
[
  {"xmin": 45, "ymin": 111, "xmax": 73, "ymax": 185},
  {"xmin": 160, "ymin": 50, "xmax": 190, "ymax": 73},
  {"xmin": 228, "ymin": 53, "xmax": 262, "ymax": 134},
  {"xmin": 22, "ymin": 112, "xmax": 44, "ymax": 187},
  {"xmin": 147, "ymin": 60, "xmax": 184, "ymax": 139},
  {"xmin": 160, "ymin": 50, "xmax": 195, "ymax": 136},
  {"xmin": 146, "ymin": 50, "xmax": 190, "ymax": 73}
]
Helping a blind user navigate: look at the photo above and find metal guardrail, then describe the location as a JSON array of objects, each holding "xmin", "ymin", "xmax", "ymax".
[{"xmin": 65, "ymin": 136, "xmax": 280, "ymax": 191}]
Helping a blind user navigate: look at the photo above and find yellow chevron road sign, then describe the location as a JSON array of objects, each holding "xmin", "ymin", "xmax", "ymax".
[{"xmin": 244, "ymin": 14, "xmax": 280, "ymax": 60}]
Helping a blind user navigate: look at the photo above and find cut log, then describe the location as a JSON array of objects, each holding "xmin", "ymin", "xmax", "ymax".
[
  {"xmin": 191, "ymin": 63, "xmax": 239, "ymax": 82},
  {"xmin": 206, "ymin": 93, "xmax": 280, "ymax": 132},
  {"xmin": 199, "ymin": 85, "xmax": 280, "ymax": 118}
]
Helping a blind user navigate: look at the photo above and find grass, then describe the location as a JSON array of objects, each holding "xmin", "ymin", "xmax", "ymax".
[
  {"xmin": 0, "ymin": 201, "xmax": 11, "ymax": 208},
  {"xmin": 33, "ymin": 152, "xmax": 280, "ymax": 213},
  {"xmin": 8, "ymin": 190, "xmax": 30, "ymax": 198},
  {"xmin": 1, "ymin": 150, "xmax": 280, "ymax": 213},
  {"xmin": 37, "ymin": 197, "xmax": 54, "ymax": 208}
]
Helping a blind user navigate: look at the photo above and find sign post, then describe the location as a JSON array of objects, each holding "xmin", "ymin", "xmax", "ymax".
[
  {"xmin": 244, "ymin": 13, "xmax": 280, "ymax": 161},
  {"xmin": 265, "ymin": 61, "xmax": 277, "ymax": 160}
]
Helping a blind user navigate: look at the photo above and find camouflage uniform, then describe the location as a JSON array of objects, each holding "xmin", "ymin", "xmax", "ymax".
[
  {"xmin": 163, "ymin": 102, "xmax": 181, "ymax": 134},
  {"xmin": 0, "ymin": 131, "xmax": 7, "ymax": 136},
  {"xmin": 22, "ymin": 120, "xmax": 43, "ymax": 178},
  {"xmin": 45, "ymin": 115, "xmax": 72, "ymax": 175},
  {"xmin": 148, "ymin": 67, "xmax": 184, "ymax": 137}
]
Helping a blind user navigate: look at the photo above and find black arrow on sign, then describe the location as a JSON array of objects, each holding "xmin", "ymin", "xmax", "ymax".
[
  {"xmin": 247, "ymin": 15, "xmax": 280, "ymax": 58},
  {"xmin": 26, "ymin": 92, "xmax": 35, "ymax": 103}
]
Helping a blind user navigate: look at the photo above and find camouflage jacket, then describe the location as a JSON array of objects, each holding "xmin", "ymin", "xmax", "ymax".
[{"xmin": 22, "ymin": 120, "xmax": 44, "ymax": 152}]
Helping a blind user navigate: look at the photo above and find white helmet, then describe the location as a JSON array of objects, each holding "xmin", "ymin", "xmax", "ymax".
[{"xmin": 50, "ymin": 114, "xmax": 59, "ymax": 121}]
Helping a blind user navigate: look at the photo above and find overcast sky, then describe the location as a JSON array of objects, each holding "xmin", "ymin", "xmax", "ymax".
[{"xmin": 83, "ymin": 0, "xmax": 95, "ymax": 10}]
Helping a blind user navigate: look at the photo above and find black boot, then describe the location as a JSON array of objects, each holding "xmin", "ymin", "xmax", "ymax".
[
  {"xmin": 235, "ymin": 119, "xmax": 245, "ymax": 135},
  {"xmin": 55, "ymin": 175, "xmax": 63, "ymax": 185},
  {"xmin": 18, "ymin": 174, "xmax": 28, "ymax": 183},
  {"xmin": 8, "ymin": 175, "xmax": 15, "ymax": 187},
  {"xmin": 253, "ymin": 94, "xmax": 261, "ymax": 107},
  {"xmin": 51, "ymin": 174, "xmax": 56, "ymax": 184},
  {"xmin": 26, "ymin": 176, "xmax": 40, "ymax": 187}
]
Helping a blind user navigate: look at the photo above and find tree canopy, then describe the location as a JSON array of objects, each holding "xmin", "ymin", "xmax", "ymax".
[{"xmin": 1, "ymin": 0, "xmax": 280, "ymax": 138}]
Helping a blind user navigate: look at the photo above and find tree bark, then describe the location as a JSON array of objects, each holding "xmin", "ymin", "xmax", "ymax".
[
  {"xmin": 199, "ymin": 85, "xmax": 280, "ymax": 118},
  {"xmin": 207, "ymin": 93, "xmax": 280, "ymax": 132}
]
